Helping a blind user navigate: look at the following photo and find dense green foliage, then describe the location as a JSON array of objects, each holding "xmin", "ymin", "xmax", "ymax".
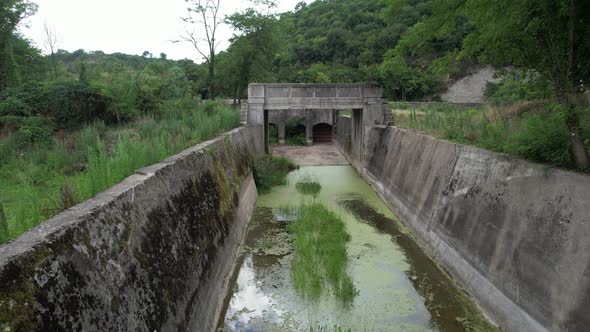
[
  {"xmin": 253, "ymin": 155, "xmax": 298, "ymax": 194},
  {"xmin": 0, "ymin": 102, "xmax": 239, "ymax": 243},
  {"xmin": 215, "ymin": 0, "xmax": 477, "ymax": 101},
  {"xmin": 0, "ymin": 1, "xmax": 242, "ymax": 242},
  {"xmin": 288, "ymin": 202, "xmax": 357, "ymax": 304}
]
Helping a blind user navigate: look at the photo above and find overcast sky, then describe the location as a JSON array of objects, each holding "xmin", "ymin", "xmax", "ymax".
[{"xmin": 21, "ymin": 0, "xmax": 309, "ymax": 62}]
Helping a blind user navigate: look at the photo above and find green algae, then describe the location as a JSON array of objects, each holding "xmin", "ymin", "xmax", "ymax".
[{"xmin": 221, "ymin": 166, "xmax": 499, "ymax": 332}]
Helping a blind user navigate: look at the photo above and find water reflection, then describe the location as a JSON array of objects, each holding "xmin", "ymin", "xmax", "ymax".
[{"xmin": 223, "ymin": 255, "xmax": 284, "ymax": 331}]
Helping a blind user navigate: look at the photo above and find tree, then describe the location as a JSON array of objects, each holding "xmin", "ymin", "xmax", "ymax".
[
  {"xmin": 222, "ymin": 0, "xmax": 279, "ymax": 102},
  {"xmin": 181, "ymin": 0, "xmax": 222, "ymax": 99},
  {"xmin": 43, "ymin": 23, "xmax": 61, "ymax": 80},
  {"xmin": 392, "ymin": 0, "xmax": 590, "ymax": 168},
  {"xmin": 0, "ymin": 0, "xmax": 37, "ymax": 90}
]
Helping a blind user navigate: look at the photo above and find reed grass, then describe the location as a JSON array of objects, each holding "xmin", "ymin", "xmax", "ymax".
[
  {"xmin": 288, "ymin": 202, "xmax": 357, "ymax": 305},
  {"xmin": 0, "ymin": 102, "xmax": 240, "ymax": 243},
  {"xmin": 295, "ymin": 174, "xmax": 322, "ymax": 196}
]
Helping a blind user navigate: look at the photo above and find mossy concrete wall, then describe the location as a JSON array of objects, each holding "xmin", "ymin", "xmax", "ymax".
[
  {"xmin": 0, "ymin": 126, "xmax": 264, "ymax": 331},
  {"xmin": 341, "ymin": 125, "xmax": 590, "ymax": 332}
]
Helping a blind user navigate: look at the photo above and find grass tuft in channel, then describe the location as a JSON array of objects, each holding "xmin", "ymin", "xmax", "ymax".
[
  {"xmin": 295, "ymin": 174, "xmax": 322, "ymax": 196},
  {"xmin": 287, "ymin": 201, "xmax": 358, "ymax": 304},
  {"xmin": 253, "ymin": 155, "xmax": 298, "ymax": 194}
]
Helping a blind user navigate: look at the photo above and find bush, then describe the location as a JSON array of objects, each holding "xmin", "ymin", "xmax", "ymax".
[
  {"xmin": 44, "ymin": 80, "xmax": 113, "ymax": 128},
  {"xmin": 253, "ymin": 155, "xmax": 298, "ymax": 194},
  {"xmin": 16, "ymin": 117, "xmax": 53, "ymax": 146},
  {"xmin": 504, "ymin": 111, "xmax": 573, "ymax": 167},
  {"xmin": 487, "ymin": 78, "xmax": 547, "ymax": 105},
  {"xmin": 0, "ymin": 96, "xmax": 32, "ymax": 117}
]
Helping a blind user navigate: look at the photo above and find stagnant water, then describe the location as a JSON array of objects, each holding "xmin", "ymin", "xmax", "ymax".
[{"xmin": 218, "ymin": 166, "xmax": 496, "ymax": 332}]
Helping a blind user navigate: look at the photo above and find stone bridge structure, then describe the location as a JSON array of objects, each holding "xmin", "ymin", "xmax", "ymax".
[{"xmin": 241, "ymin": 83, "xmax": 392, "ymax": 160}]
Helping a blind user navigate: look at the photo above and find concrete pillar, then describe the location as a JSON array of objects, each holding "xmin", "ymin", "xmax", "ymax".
[
  {"xmin": 305, "ymin": 109, "xmax": 313, "ymax": 145},
  {"xmin": 351, "ymin": 109, "xmax": 363, "ymax": 165},
  {"xmin": 247, "ymin": 84, "xmax": 266, "ymax": 153},
  {"xmin": 278, "ymin": 122, "xmax": 286, "ymax": 144},
  {"xmin": 361, "ymin": 85, "xmax": 386, "ymax": 166}
]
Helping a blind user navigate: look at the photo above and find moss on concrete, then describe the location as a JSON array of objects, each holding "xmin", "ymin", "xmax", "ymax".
[{"xmin": 0, "ymin": 246, "xmax": 51, "ymax": 331}]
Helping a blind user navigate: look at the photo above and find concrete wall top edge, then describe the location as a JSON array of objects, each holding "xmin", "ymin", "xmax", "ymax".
[
  {"xmin": 249, "ymin": 82, "xmax": 380, "ymax": 88},
  {"xmin": 0, "ymin": 126, "xmax": 252, "ymax": 265},
  {"xmin": 378, "ymin": 125, "xmax": 589, "ymax": 177}
]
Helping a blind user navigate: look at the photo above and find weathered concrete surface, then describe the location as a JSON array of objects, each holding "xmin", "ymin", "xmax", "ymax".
[
  {"xmin": 246, "ymin": 83, "xmax": 391, "ymax": 154},
  {"xmin": 272, "ymin": 144, "xmax": 348, "ymax": 166},
  {"xmin": 0, "ymin": 126, "xmax": 264, "ymax": 331},
  {"xmin": 334, "ymin": 115, "xmax": 352, "ymax": 157},
  {"xmin": 341, "ymin": 125, "xmax": 590, "ymax": 332},
  {"xmin": 441, "ymin": 65, "xmax": 501, "ymax": 103}
]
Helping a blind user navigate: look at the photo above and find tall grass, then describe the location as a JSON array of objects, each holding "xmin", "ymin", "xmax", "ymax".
[
  {"xmin": 288, "ymin": 202, "xmax": 357, "ymax": 305},
  {"xmin": 0, "ymin": 102, "xmax": 240, "ymax": 243},
  {"xmin": 394, "ymin": 102, "xmax": 590, "ymax": 171},
  {"xmin": 253, "ymin": 155, "xmax": 298, "ymax": 194},
  {"xmin": 295, "ymin": 174, "xmax": 322, "ymax": 196}
]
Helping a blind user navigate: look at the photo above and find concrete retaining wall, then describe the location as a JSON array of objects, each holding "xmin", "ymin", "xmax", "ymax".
[
  {"xmin": 0, "ymin": 126, "xmax": 264, "ymax": 331},
  {"xmin": 334, "ymin": 115, "xmax": 351, "ymax": 155},
  {"xmin": 345, "ymin": 126, "xmax": 590, "ymax": 332}
]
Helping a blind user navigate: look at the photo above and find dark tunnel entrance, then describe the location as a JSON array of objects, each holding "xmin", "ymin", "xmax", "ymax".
[{"xmin": 313, "ymin": 123, "xmax": 333, "ymax": 144}]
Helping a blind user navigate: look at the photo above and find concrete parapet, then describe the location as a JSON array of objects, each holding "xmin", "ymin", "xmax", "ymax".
[{"xmin": 0, "ymin": 127, "xmax": 264, "ymax": 331}]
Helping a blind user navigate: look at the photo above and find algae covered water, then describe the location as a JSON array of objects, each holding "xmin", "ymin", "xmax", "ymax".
[{"xmin": 219, "ymin": 166, "xmax": 496, "ymax": 332}]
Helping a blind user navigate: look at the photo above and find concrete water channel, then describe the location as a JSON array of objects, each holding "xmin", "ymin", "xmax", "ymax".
[{"xmin": 218, "ymin": 146, "xmax": 496, "ymax": 331}]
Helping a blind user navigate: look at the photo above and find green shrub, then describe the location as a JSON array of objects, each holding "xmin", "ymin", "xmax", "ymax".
[
  {"xmin": 16, "ymin": 117, "xmax": 53, "ymax": 146},
  {"xmin": 45, "ymin": 80, "xmax": 113, "ymax": 128},
  {"xmin": 504, "ymin": 111, "xmax": 573, "ymax": 167},
  {"xmin": 487, "ymin": 78, "xmax": 547, "ymax": 105},
  {"xmin": 0, "ymin": 96, "xmax": 32, "ymax": 117},
  {"xmin": 253, "ymin": 155, "xmax": 298, "ymax": 194}
]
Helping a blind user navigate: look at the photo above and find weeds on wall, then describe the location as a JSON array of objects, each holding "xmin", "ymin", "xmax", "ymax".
[
  {"xmin": 393, "ymin": 102, "xmax": 590, "ymax": 171},
  {"xmin": 287, "ymin": 202, "xmax": 358, "ymax": 305},
  {"xmin": 0, "ymin": 103, "xmax": 240, "ymax": 244}
]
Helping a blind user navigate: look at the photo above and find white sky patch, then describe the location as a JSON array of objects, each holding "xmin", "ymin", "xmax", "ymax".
[{"xmin": 20, "ymin": 0, "xmax": 309, "ymax": 62}]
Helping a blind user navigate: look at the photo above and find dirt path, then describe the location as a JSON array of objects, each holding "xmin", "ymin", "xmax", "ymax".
[{"xmin": 272, "ymin": 144, "xmax": 349, "ymax": 166}]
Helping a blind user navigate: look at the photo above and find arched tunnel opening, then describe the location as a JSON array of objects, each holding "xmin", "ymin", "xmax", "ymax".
[
  {"xmin": 286, "ymin": 117, "xmax": 307, "ymax": 145},
  {"xmin": 313, "ymin": 123, "xmax": 333, "ymax": 144}
]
